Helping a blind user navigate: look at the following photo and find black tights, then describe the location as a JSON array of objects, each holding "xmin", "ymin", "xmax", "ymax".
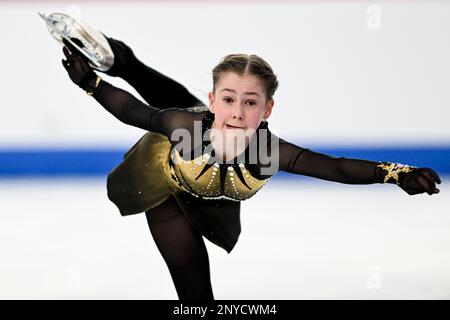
[
  {"xmin": 145, "ymin": 195, "xmax": 214, "ymax": 300},
  {"xmin": 108, "ymin": 42, "xmax": 213, "ymax": 299}
]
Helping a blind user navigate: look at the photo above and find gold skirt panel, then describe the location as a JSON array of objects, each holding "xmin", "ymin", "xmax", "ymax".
[
  {"xmin": 107, "ymin": 132, "xmax": 180, "ymax": 216},
  {"xmin": 106, "ymin": 132, "xmax": 243, "ymax": 253}
]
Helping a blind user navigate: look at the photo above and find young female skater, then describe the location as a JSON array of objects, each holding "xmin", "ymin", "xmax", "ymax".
[{"xmin": 61, "ymin": 37, "xmax": 441, "ymax": 300}]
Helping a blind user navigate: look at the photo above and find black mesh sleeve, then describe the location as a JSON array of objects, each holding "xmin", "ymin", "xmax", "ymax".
[
  {"xmin": 93, "ymin": 80, "xmax": 157, "ymax": 131},
  {"xmin": 93, "ymin": 80, "xmax": 205, "ymax": 145},
  {"xmin": 278, "ymin": 138, "xmax": 384, "ymax": 184}
]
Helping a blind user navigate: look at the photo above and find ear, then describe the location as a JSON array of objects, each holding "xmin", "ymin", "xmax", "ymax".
[
  {"xmin": 263, "ymin": 99, "xmax": 274, "ymax": 120},
  {"xmin": 208, "ymin": 92, "xmax": 215, "ymax": 113}
]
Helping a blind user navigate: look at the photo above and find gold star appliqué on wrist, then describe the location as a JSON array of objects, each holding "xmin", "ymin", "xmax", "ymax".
[{"xmin": 377, "ymin": 162, "xmax": 416, "ymax": 185}]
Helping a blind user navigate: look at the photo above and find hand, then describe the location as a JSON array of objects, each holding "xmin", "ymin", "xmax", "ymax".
[
  {"xmin": 61, "ymin": 38, "xmax": 97, "ymax": 90},
  {"xmin": 399, "ymin": 167, "xmax": 441, "ymax": 195}
]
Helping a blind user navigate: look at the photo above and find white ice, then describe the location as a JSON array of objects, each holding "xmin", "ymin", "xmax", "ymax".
[{"xmin": 0, "ymin": 178, "xmax": 449, "ymax": 299}]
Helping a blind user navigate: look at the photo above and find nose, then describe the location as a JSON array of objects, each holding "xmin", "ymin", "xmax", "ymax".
[{"xmin": 232, "ymin": 104, "xmax": 244, "ymax": 120}]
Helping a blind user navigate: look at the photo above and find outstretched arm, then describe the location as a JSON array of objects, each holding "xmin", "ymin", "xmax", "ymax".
[
  {"xmin": 62, "ymin": 39, "xmax": 160, "ymax": 131},
  {"xmin": 61, "ymin": 39, "xmax": 199, "ymax": 136},
  {"xmin": 278, "ymin": 138, "xmax": 441, "ymax": 195}
]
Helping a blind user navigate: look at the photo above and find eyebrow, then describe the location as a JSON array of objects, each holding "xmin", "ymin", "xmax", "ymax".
[{"xmin": 220, "ymin": 88, "xmax": 261, "ymax": 97}]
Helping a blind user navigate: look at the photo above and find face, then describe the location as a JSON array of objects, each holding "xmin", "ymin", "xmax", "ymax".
[{"xmin": 208, "ymin": 71, "xmax": 274, "ymax": 135}]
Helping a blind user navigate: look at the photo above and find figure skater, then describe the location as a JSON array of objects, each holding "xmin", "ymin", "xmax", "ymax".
[{"xmin": 60, "ymin": 37, "xmax": 441, "ymax": 300}]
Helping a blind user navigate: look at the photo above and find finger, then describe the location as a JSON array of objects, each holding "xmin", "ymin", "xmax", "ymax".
[
  {"xmin": 421, "ymin": 171, "xmax": 438, "ymax": 188},
  {"xmin": 72, "ymin": 52, "xmax": 84, "ymax": 63},
  {"xmin": 428, "ymin": 168, "xmax": 441, "ymax": 184},
  {"xmin": 61, "ymin": 59, "xmax": 68, "ymax": 70},
  {"xmin": 66, "ymin": 46, "xmax": 88, "ymax": 65},
  {"xmin": 62, "ymin": 57, "xmax": 76, "ymax": 69},
  {"xmin": 62, "ymin": 38, "xmax": 74, "ymax": 51},
  {"xmin": 70, "ymin": 37, "xmax": 85, "ymax": 48},
  {"xmin": 62, "ymin": 38, "xmax": 83, "ymax": 57},
  {"xmin": 416, "ymin": 174, "xmax": 434, "ymax": 195},
  {"xmin": 74, "ymin": 53, "xmax": 91, "ymax": 70},
  {"xmin": 421, "ymin": 173, "xmax": 440, "ymax": 194},
  {"xmin": 63, "ymin": 46, "xmax": 71, "ymax": 59}
]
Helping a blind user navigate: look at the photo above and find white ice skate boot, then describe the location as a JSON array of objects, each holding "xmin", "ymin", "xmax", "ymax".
[{"xmin": 39, "ymin": 11, "xmax": 114, "ymax": 72}]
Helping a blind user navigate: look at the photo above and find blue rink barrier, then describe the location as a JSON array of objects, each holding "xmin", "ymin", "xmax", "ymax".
[{"xmin": 0, "ymin": 146, "xmax": 449, "ymax": 178}]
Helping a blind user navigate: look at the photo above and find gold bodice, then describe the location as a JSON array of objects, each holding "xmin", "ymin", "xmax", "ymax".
[{"xmin": 169, "ymin": 148, "xmax": 269, "ymax": 201}]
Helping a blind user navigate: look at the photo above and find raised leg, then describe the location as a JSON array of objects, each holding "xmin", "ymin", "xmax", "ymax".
[{"xmin": 106, "ymin": 37, "xmax": 205, "ymax": 109}]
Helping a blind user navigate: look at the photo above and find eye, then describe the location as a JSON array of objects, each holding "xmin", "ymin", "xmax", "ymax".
[
  {"xmin": 246, "ymin": 100, "xmax": 257, "ymax": 106},
  {"xmin": 223, "ymin": 97, "xmax": 234, "ymax": 104}
]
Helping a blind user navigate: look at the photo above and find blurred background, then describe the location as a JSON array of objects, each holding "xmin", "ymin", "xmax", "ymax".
[{"xmin": 0, "ymin": 0, "xmax": 449, "ymax": 299}]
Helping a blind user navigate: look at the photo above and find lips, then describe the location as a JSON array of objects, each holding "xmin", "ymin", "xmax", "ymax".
[{"xmin": 226, "ymin": 124, "xmax": 243, "ymax": 129}]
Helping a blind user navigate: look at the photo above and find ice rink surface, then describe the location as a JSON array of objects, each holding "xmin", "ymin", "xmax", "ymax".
[
  {"xmin": 0, "ymin": 177, "xmax": 448, "ymax": 300},
  {"xmin": 0, "ymin": 0, "xmax": 448, "ymax": 301}
]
